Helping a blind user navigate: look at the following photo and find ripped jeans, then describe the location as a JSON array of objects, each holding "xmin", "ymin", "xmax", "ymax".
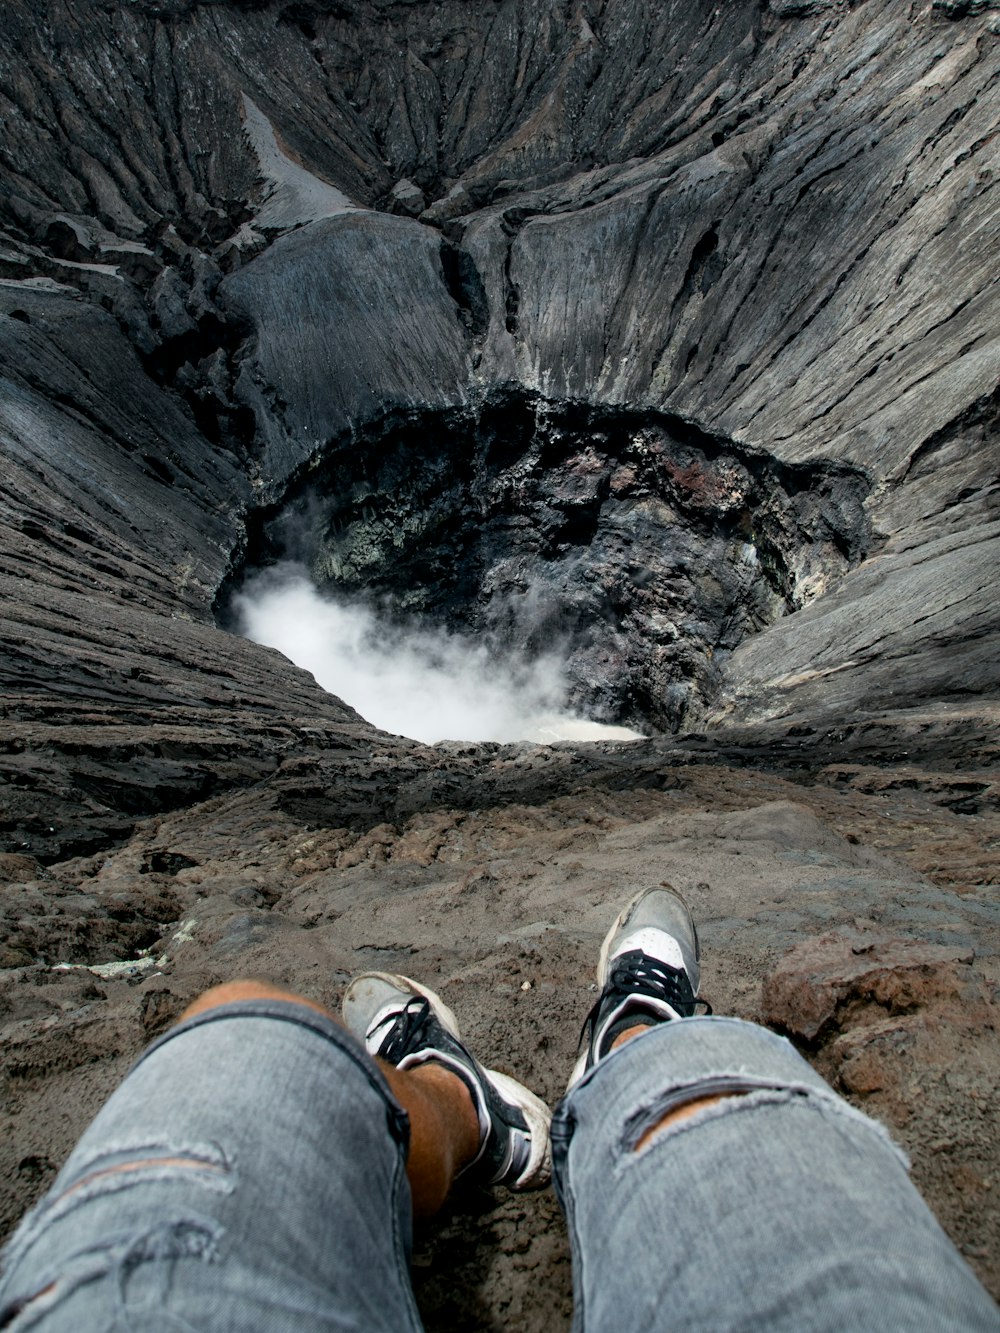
[
  {"xmin": 552, "ymin": 1018, "xmax": 999, "ymax": 1331},
  {"xmin": 0, "ymin": 1004, "xmax": 996, "ymax": 1331}
]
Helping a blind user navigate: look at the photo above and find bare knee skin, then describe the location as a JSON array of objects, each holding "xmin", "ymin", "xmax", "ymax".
[
  {"xmin": 180, "ymin": 980, "xmax": 333, "ymax": 1023},
  {"xmin": 177, "ymin": 980, "xmax": 478, "ymax": 1217}
]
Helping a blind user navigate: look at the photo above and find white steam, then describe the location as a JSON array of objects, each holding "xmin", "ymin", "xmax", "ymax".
[{"xmin": 234, "ymin": 563, "xmax": 644, "ymax": 746}]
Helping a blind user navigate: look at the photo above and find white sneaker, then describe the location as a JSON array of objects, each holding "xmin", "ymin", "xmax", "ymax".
[
  {"xmin": 343, "ymin": 972, "xmax": 552, "ymax": 1191},
  {"xmin": 568, "ymin": 886, "xmax": 709, "ymax": 1089}
]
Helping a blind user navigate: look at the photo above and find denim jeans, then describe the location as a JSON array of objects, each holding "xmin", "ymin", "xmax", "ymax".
[
  {"xmin": 1, "ymin": 1002, "xmax": 996, "ymax": 1330},
  {"xmin": 552, "ymin": 1017, "xmax": 999, "ymax": 1331}
]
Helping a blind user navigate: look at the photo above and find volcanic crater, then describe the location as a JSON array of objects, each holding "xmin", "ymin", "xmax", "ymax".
[
  {"xmin": 1, "ymin": 0, "xmax": 999, "ymax": 1323},
  {"xmin": 225, "ymin": 393, "xmax": 874, "ymax": 732}
]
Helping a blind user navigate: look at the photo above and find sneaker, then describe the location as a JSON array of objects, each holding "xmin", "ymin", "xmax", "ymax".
[
  {"xmin": 342, "ymin": 972, "xmax": 552, "ymax": 1191},
  {"xmin": 569, "ymin": 885, "xmax": 708, "ymax": 1088}
]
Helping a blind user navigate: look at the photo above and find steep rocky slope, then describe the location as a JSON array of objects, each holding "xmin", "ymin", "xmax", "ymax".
[{"xmin": 1, "ymin": 0, "xmax": 998, "ymax": 1323}]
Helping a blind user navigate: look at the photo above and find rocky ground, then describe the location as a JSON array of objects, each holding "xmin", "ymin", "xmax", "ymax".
[{"xmin": 1, "ymin": 0, "xmax": 999, "ymax": 1324}]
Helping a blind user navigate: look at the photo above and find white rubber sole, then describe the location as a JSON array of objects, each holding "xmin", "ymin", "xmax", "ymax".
[{"xmin": 485, "ymin": 1068, "xmax": 553, "ymax": 1190}]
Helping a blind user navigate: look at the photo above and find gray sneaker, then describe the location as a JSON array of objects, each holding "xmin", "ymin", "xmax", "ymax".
[
  {"xmin": 569, "ymin": 885, "xmax": 709, "ymax": 1088},
  {"xmin": 343, "ymin": 972, "xmax": 552, "ymax": 1191}
]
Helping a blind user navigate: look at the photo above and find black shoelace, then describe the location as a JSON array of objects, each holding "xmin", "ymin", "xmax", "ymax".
[
  {"xmin": 580, "ymin": 950, "xmax": 712, "ymax": 1054},
  {"xmin": 375, "ymin": 996, "xmax": 435, "ymax": 1063}
]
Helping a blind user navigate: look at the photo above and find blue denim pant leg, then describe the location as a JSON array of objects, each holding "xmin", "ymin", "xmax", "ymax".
[
  {"xmin": 551, "ymin": 1016, "xmax": 999, "ymax": 1333},
  {"xmin": 0, "ymin": 999, "xmax": 424, "ymax": 1332}
]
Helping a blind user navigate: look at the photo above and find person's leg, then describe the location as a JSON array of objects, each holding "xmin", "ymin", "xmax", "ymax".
[
  {"xmin": 182, "ymin": 981, "xmax": 483, "ymax": 1218},
  {"xmin": 0, "ymin": 980, "xmax": 479, "ymax": 1330},
  {"xmin": 552, "ymin": 888, "xmax": 1000, "ymax": 1333}
]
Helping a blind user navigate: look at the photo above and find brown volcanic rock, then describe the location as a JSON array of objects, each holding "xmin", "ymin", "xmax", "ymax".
[
  {"xmin": 762, "ymin": 926, "xmax": 1000, "ymax": 1296},
  {"xmin": 3, "ymin": 776, "xmax": 1000, "ymax": 1320},
  {"xmin": 762, "ymin": 931, "xmax": 984, "ymax": 1044}
]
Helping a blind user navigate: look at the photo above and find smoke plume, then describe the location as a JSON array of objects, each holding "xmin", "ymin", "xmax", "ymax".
[{"xmin": 233, "ymin": 563, "xmax": 643, "ymax": 745}]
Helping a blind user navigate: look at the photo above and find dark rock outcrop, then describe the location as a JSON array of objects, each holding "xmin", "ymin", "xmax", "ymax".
[{"xmin": 233, "ymin": 392, "xmax": 873, "ymax": 730}]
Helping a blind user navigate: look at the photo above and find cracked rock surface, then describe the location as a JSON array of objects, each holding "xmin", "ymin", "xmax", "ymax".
[{"xmin": 1, "ymin": 0, "xmax": 999, "ymax": 1322}]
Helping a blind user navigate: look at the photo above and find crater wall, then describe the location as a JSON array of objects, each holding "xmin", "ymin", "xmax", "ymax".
[
  {"xmin": 1, "ymin": 0, "xmax": 998, "ymax": 846},
  {"xmin": 2, "ymin": 3, "xmax": 1000, "ymax": 1317}
]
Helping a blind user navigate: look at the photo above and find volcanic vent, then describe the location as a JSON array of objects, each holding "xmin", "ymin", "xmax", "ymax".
[{"xmin": 222, "ymin": 392, "xmax": 872, "ymax": 735}]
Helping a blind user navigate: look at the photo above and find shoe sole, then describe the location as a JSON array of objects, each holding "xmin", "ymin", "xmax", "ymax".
[
  {"xmin": 346, "ymin": 971, "xmax": 552, "ymax": 1191},
  {"xmin": 484, "ymin": 1069, "xmax": 553, "ymax": 1191}
]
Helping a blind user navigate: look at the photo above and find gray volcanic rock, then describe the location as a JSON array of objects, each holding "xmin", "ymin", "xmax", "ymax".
[
  {"xmin": 247, "ymin": 394, "xmax": 873, "ymax": 730},
  {"xmin": 709, "ymin": 390, "xmax": 1000, "ymax": 727},
  {"xmin": 1, "ymin": 0, "xmax": 1000, "ymax": 1322},
  {"xmin": 0, "ymin": 281, "xmax": 382, "ymax": 860},
  {"xmin": 221, "ymin": 212, "xmax": 474, "ymax": 483},
  {"xmin": 1, "ymin": 0, "xmax": 997, "ymax": 817}
]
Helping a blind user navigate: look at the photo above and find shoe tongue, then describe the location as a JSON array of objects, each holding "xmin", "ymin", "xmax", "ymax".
[
  {"xmin": 367, "ymin": 1001, "xmax": 409, "ymax": 1051},
  {"xmin": 610, "ymin": 927, "xmax": 686, "ymax": 972}
]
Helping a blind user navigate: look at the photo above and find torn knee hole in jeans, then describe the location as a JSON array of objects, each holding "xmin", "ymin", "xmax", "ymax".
[
  {"xmin": 620, "ymin": 1076, "xmax": 910, "ymax": 1166},
  {"xmin": 23, "ymin": 1145, "xmax": 236, "ymax": 1232},
  {"xmin": 620, "ymin": 1077, "xmax": 822, "ymax": 1155},
  {"xmin": 0, "ymin": 1218, "xmax": 223, "ymax": 1329},
  {"xmin": 61, "ymin": 1155, "xmax": 226, "ymax": 1202},
  {"xmin": 71, "ymin": 1138, "xmax": 231, "ymax": 1177},
  {"xmin": 0, "ymin": 1283, "xmax": 55, "ymax": 1330}
]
